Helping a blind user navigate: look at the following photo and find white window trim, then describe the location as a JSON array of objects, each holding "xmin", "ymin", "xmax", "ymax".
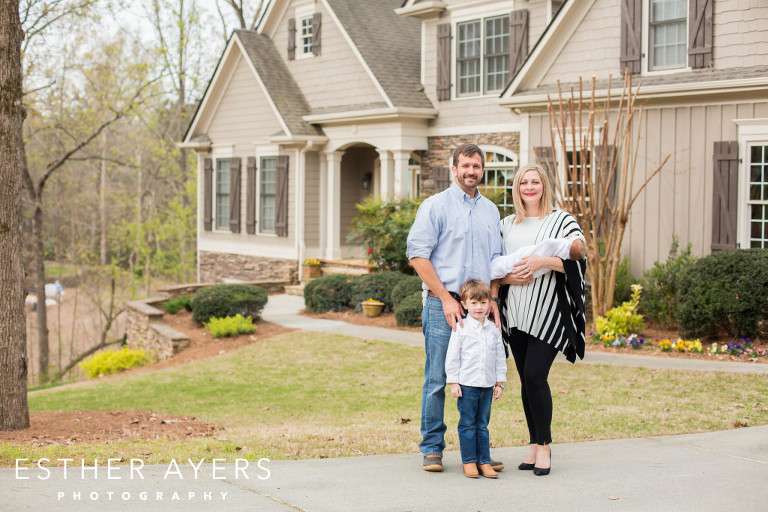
[
  {"xmin": 256, "ymin": 145, "xmax": 280, "ymax": 237},
  {"xmin": 295, "ymin": 5, "xmax": 315, "ymax": 60},
  {"xmin": 211, "ymin": 145, "xmax": 233, "ymax": 233},
  {"xmin": 451, "ymin": 4, "xmax": 515, "ymax": 100},
  {"xmin": 641, "ymin": 0, "xmax": 692, "ymax": 76},
  {"xmin": 479, "ymin": 145, "xmax": 518, "ymax": 208},
  {"xmin": 736, "ymin": 118, "xmax": 768, "ymax": 249}
]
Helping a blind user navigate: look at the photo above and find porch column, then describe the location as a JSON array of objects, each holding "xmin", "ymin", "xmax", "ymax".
[
  {"xmin": 324, "ymin": 151, "xmax": 343, "ymax": 259},
  {"xmin": 393, "ymin": 150, "xmax": 411, "ymax": 199},
  {"xmin": 319, "ymin": 152, "xmax": 328, "ymax": 255},
  {"xmin": 377, "ymin": 148, "xmax": 393, "ymax": 201}
]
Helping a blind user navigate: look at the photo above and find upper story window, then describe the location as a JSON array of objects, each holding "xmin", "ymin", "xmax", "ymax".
[
  {"xmin": 288, "ymin": 9, "xmax": 321, "ymax": 60},
  {"xmin": 649, "ymin": 0, "xmax": 687, "ymax": 70},
  {"xmin": 300, "ymin": 16, "xmax": 314, "ymax": 55},
  {"xmin": 457, "ymin": 14, "xmax": 509, "ymax": 96},
  {"xmin": 215, "ymin": 159, "xmax": 231, "ymax": 231}
]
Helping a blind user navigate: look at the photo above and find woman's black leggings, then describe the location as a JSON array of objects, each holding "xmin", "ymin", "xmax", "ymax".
[{"xmin": 507, "ymin": 328, "xmax": 558, "ymax": 445}]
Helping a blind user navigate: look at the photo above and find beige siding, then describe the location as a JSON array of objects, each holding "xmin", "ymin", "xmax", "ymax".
[
  {"xmin": 528, "ymin": 99, "xmax": 768, "ymax": 277},
  {"xmin": 304, "ymin": 151, "xmax": 321, "ymax": 247},
  {"xmin": 713, "ymin": 1, "xmax": 768, "ymax": 69},
  {"xmin": 339, "ymin": 147, "xmax": 375, "ymax": 243},
  {"xmin": 267, "ymin": 1, "xmax": 386, "ymax": 111}
]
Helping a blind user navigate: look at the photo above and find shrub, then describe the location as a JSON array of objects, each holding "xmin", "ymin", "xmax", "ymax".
[
  {"xmin": 391, "ymin": 275, "xmax": 424, "ymax": 309},
  {"xmin": 677, "ymin": 249, "xmax": 768, "ymax": 339},
  {"xmin": 613, "ymin": 257, "xmax": 640, "ymax": 307},
  {"xmin": 204, "ymin": 314, "xmax": 256, "ymax": 338},
  {"xmin": 78, "ymin": 347, "xmax": 152, "ymax": 379},
  {"xmin": 641, "ymin": 237, "xmax": 697, "ymax": 327},
  {"xmin": 347, "ymin": 197, "xmax": 422, "ymax": 274},
  {"xmin": 163, "ymin": 296, "xmax": 192, "ymax": 314},
  {"xmin": 595, "ymin": 284, "xmax": 645, "ymax": 336},
  {"xmin": 350, "ymin": 271, "xmax": 410, "ymax": 312},
  {"xmin": 303, "ymin": 273, "xmax": 356, "ymax": 313},
  {"xmin": 190, "ymin": 284, "xmax": 268, "ymax": 324},
  {"xmin": 395, "ymin": 291, "xmax": 423, "ymax": 327}
]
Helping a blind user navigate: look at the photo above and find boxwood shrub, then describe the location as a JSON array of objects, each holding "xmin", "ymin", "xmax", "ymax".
[
  {"xmin": 303, "ymin": 273, "xmax": 356, "ymax": 313},
  {"xmin": 190, "ymin": 284, "xmax": 268, "ymax": 324},
  {"xmin": 350, "ymin": 271, "xmax": 410, "ymax": 312},
  {"xmin": 395, "ymin": 291, "xmax": 423, "ymax": 327},
  {"xmin": 391, "ymin": 275, "xmax": 424, "ymax": 309},
  {"xmin": 677, "ymin": 248, "xmax": 768, "ymax": 339}
]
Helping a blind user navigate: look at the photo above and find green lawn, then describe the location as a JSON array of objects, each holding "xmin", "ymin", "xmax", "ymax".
[{"xmin": 4, "ymin": 331, "xmax": 767, "ymax": 466}]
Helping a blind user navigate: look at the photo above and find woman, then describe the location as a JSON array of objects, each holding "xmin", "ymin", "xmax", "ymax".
[{"xmin": 498, "ymin": 164, "xmax": 587, "ymax": 476}]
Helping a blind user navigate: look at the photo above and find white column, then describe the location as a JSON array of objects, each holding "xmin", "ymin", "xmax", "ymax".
[
  {"xmin": 393, "ymin": 150, "xmax": 411, "ymax": 199},
  {"xmin": 377, "ymin": 148, "xmax": 393, "ymax": 201},
  {"xmin": 319, "ymin": 151, "xmax": 328, "ymax": 256},
  {"xmin": 324, "ymin": 151, "xmax": 343, "ymax": 260}
]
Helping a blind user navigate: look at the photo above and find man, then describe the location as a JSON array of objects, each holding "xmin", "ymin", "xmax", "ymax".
[{"xmin": 406, "ymin": 143, "xmax": 503, "ymax": 472}]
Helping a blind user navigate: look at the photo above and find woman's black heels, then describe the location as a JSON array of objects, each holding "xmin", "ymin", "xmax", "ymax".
[
  {"xmin": 533, "ymin": 449, "xmax": 551, "ymax": 476},
  {"xmin": 518, "ymin": 462, "xmax": 535, "ymax": 470}
]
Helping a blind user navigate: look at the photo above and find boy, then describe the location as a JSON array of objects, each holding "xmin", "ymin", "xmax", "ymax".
[{"xmin": 445, "ymin": 279, "xmax": 507, "ymax": 479}]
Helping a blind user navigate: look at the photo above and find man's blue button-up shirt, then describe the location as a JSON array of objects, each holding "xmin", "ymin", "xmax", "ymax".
[{"xmin": 406, "ymin": 182, "xmax": 502, "ymax": 294}]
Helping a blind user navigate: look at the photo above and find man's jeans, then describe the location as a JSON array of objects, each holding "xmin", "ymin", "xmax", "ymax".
[
  {"xmin": 419, "ymin": 295, "xmax": 452, "ymax": 456},
  {"xmin": 456, "ymin": 385, "xmax": 493, "ymax": 464}
]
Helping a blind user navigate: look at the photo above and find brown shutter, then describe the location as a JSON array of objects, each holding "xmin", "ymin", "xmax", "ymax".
[
  {"xmin": 711, "ymin": 141, "xmax": 738, "ymax": 252},
  {"xmin": 620, "ymin": 0, "xmax": 641, "ymax": 75},
  {"xmin": 436, "ymin": 23, "xmax": 451, "ymax": 101},
  {"xmin": 434, "ymin": 166, "xmax": 452, "ymax": 191},
  {"xmin": 509, "ymin": 10, "xmax": 529, "ymax": 79},
  {"xmin": 229, "ymin": 158, "xmax": 241, "ymax": 233},
  {"xmin": 688, "ymin": 0, "xmax": 713, "ymax": 69},
  {"xmin": 203, "ymin": 158, "xmax": 213, "ymax": 231},
  {"xmin": 312, "ymin": 12, "xmax": 322, "ymax": 56},
  {"xmin": 275, "ymin": 155, "xmax": 289, "ymax": 237},
  {"xmin": 534, "ymin": 146, "xmax": 557, "ymax": 185},
  {"xmin": 246, "ymin": 157, "xmax": 257, "ymax": 234},
  {"xmin": 288, "ymin": 18, "xmax": 296, "ymax": 60}
]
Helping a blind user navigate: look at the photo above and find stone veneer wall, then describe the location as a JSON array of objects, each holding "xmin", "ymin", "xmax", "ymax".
[
  {"xmin": 199, "ymin": 251, "xmax": 298, "ymax": 284},
  {"xmin": 420, "ymin": 133, "xmax": 520, "ymax": 192},
  {"xmin": 125, "ymin": 299, "xmax": 190, "ymax": 361}
]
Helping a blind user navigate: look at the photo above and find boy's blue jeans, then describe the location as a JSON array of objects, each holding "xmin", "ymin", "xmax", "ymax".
[
  {"xmin": 419, "ymin": 295, "xmax": 452, "ymax": 456},
  {"xmin": 456, "ymin": 385, "xmax": 493, "ymax": 464}
]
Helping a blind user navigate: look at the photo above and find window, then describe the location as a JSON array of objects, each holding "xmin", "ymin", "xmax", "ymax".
[
  {"xmin": 457, "ymin": 15, "xmax": 509, "ymax": 96},
  {"xmin": 300, "ymin": 16, "xmax": 313, "ymax": 55},
  {"xmin": 480, "ymin": 150, "xmax": 517, "ymax": 210},
  {"xmin": 748, "ymin": 144, "xmax": 768, "ymax": 248},
  {"xmin": 260, "ymin": 157, "xmax": 277, "ymax": 233},
  {"xmin": 649, "ymin": 0, "xmax": 687, "ymax": 70},
  {"xmin": 215, "ymin": 159, "xmax": 230, "ymax": 230}
]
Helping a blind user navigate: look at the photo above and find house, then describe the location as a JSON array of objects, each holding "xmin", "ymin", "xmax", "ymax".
[
  {"xmin": 180, "ymin": 0, "xmax": 768, "ymax": 284},
  {"xmin": 500, "ymin": 0, "xmax": 768, "ymax": 276}
]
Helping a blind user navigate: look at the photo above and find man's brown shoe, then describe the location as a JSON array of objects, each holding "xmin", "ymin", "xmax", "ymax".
[
  {"xmin": 477, "ymin": 463, "xmax": 498, "ymax": 479},
  {"xmin": 462, "ymin": 463, "xmax": 480, "ymax": 478},
  {"xmin": 422, "ymin": 455, "xmax": 443, "ymax": 472}
]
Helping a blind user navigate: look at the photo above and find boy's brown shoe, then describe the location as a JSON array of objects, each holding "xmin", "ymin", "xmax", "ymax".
[
  {"xmin": 477, "ymin": 463, "xmax": 498, "ymax": 479},
  {"xmin": 462, "ymin": 463, "xmax": 480, "ymax": 478},
  {"xmin": 422, "ymin": 455, "xmax": 443, "ymax": 472},
  {"xmin": 490, "ymin": 459, "xmax": 504, "ymax": 471}
]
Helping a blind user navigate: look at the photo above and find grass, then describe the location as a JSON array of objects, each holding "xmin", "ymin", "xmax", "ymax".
[{"xmin": 4, "ymin": 331, "xmax": 768, "ymax": 466}]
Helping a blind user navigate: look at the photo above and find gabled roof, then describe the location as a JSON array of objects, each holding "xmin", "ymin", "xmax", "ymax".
[
  {"xmin": 326, "ymin": 0, "xmax": 432, "ymax": 110},
  {"xmin": 235, "ymin": 30, "xmax": 322, "ymax": 136}
]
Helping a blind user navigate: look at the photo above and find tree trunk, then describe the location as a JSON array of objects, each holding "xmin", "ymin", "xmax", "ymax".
[
  {"xmin": 32, "ymin": 203, "xmax": 49, "ymax": 382},
  {"xmin": 0, "ymin": 0, "xmax": 30, "ymax": 429},
  {"xmin": 100, "ymin": 130, "xmax": 107, "ymax": 266}
]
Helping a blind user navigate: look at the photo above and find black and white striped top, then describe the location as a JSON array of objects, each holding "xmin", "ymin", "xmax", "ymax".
[{"xmin": 499, "ymin": 210, "xmax": 587, "ymax": 360}]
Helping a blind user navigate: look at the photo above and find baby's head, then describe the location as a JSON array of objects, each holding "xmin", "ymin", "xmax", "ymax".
[{"xmin": 459, "ymin": 279, "xmax": 491, "ymax": 323}]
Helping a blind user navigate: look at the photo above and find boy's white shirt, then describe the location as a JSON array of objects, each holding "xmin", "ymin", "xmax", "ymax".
[
  {"xmin": 445, "ymin": 315, "xmax": 507, "ymax": 388},
  {"xmin": 490, "ymin": 237, "xmax": 573, "ymax": 280}
]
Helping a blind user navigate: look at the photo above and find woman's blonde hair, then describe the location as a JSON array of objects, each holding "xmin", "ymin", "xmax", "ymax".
[{"xmin": 512, "ymin": 164, "xmax": 555, "ymax": 223}]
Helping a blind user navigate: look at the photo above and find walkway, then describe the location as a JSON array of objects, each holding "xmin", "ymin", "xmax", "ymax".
[{"xmin": 263, "ymin": 294, "xmax": 768, "ymax": 374}]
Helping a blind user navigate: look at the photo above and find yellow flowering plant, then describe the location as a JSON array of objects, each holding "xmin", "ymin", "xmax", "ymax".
[
  {"xmin": 303, "ymin": 258, "xmax": 321, "ymax": 266},
  {"xmin": 595, "ymin": 284, "xmax": 645, "ymax": 336}
]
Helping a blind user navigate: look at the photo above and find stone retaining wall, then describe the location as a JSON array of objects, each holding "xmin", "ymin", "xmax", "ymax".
[{"xmin": 199, "ymin": 252, "xmax": 298, "ymax": 284}]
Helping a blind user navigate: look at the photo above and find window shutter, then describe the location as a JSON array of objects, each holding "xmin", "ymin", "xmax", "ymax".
[
  {"xmin": 275, "ymin": 155, "xmax": 289, "ymax": 237},
  {"xmin": 688, "ymin": 0, "xmax": 713, "ymax": 69},
  {"xmin": 203, "ymin": 158, "xmax": 213, "ymax": 231},
  {"xmin": 436, "ymin": 23, "xmax": 451, "ymax": 101},
  {"xmin": 620, "ymin": 0, "xmax": 641, "ymax": 75},
  {"xmin": 312, "ymin": 12, "xmax": 322, "ymax": 56},
  {"xmin": 509, "ymin": 10, "xmax": 529, "ymax": 79},
  {"xmin": 229, "ymin": 158, "xmax": 242, "ymax": 233},
  {"xmin": 534, "ymin": 146, "xmax": 557, "ymax": 186},
  {"xmin": 434, "ymin": 166, "xmax": 452, "ymax": 191},
  {"xmin": 711, "ymin": 141, "xmax": 738, "ymax": 252},
  {"xmin": 246, "ymin": 157, "xmax": 257, "ymax": 234},
  {"xmin": 288, "ymin": 18, "xmax": 296, "ymax": 60}
]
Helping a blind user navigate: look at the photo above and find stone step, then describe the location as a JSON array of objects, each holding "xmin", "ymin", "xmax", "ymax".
[
  {"xmin": 321, "ymin": 265, "xmax": 369, "ymax": 276},
  {"xmin": 284, "ymin": 284, "xmax": 306, "ymax": 296}
]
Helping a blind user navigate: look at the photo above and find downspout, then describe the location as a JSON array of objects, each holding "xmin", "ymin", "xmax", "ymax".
[{"xmin": 295, "ymin": 139, "xmax": 315, "ymax": 283}]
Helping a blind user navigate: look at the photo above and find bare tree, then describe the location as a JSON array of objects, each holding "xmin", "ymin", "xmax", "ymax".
[
  {"xmin": 214, "ymin": 0, "xmax": 267, "ymax": 37},
  {"xmin": 0, "ymin": 0, "xmax": 30, "ymax": 430},
  {"xmin": 541, "ymin": 72, "xmax": 670, "ymax": 319}
]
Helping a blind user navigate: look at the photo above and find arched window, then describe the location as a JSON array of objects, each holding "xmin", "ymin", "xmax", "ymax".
[{"xmin": 480, "ymin": 147, "xmax": 518, "ymax": 210}]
